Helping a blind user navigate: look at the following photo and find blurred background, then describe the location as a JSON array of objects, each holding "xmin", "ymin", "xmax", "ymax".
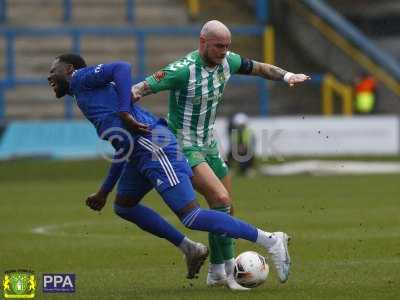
[{"xmin": 0, "ymin": 0, "xmax": 399, "ymax": 168}]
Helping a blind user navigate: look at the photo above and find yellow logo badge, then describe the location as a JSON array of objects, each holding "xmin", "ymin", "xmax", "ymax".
[{"xmin": 3, "ymin": 270, "xmax": 36, "ymax": 299}]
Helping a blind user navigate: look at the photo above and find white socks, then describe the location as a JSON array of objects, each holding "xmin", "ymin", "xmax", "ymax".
[
  {"xmin": 209, "ymin": 263, "xmax": 225, "ymax": 275},
  {"xmin": 209, "ymin": 258, "xmax": 235, "ymax": 278},
  {"xmin": 224, "ymin": 258, "xmax": 235, "ymax": 277},
  {"xmin": 256, "ymin": 229, "xmax": 278, "ymax": 249}
]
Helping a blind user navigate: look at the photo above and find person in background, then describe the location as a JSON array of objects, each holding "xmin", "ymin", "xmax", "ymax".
[
  {"xmin": 354, "ymin": 72, "xmax": 377, "ymax": 114},
  {"xmin": 228, "ymin": 113, "xmax": 256, "ymax": 176}
]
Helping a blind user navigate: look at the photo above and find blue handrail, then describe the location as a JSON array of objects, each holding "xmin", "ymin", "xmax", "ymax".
[
  {"xmin": 247, "ymin": 0, "xmax": 269, "ymax": 24},
  {"xmin": 63, "ymin": 0, "xmax": 72, "ymax": 23},
  {"xmin": 126, "ymin": 0, "xmax": 135, "ymax": 23},
  {"xmin": 256, "ymin": 0, "xmax": 269, "ymax": 24},
  {"xmin": 0, "ymin": 0, "xmax": 6, "ymax": 23},
  {"xmin": 0, "ymin": 26, "xmax": 269, "ymax": 119}
]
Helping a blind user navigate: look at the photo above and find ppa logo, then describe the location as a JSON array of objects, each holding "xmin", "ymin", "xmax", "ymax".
[{"xmin": 42, "ymin": 274, "xmax": 75, "ymax": 293}]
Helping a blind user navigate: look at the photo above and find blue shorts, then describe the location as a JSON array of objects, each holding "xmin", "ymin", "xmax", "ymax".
[{"xmin": 117, "ymin": 124, "xmax": 195, "ymax": 212}]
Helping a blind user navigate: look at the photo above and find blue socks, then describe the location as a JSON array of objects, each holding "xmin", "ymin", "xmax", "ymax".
[
  {"xmin": 181, "ymin": 207, "xmax": 258, "ymax": 242},
  {"xmin": 113, "ymin": 203, "xmax": 184, "ymax": 246},
  {"xmin": 113, "ymin": 203, "xmax": 259, "ymax": 247}
]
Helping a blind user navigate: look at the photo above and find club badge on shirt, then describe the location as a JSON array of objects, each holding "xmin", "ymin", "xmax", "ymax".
[{"xmin": 153, "ymin": 70, "xmax": 166, "ymax": 82}]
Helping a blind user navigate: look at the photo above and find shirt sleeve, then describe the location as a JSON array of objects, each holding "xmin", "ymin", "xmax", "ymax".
[
  {"xmin": 79, "ymin": 61, "xmax": 133, "ymax": 113},
  {"xmin": 145, "ymin": 64, "xmax": 189, "ymax": 93},
  {"xmin": 101, "ymin": 159, "xmax": 125, "ymax": 193},
  {"xmin": 226, "ymin": 51, "xmax": 242, "ymax": 74},
  {"xmin": 100, "ymin": 136, "xmax": 130, "ymax": 193}
]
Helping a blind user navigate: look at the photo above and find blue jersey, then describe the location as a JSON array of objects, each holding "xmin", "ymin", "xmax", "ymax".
[
  {"xmin": 70, "ymin": 62, "xmax": 159, "ymax": 138},
  {"xmin": 69, "ymin": 61, "xmax": 165, "ymax": 193}
]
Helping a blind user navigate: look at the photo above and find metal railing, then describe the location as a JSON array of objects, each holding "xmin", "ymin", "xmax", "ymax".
[
  {"xmin": 322, "ymin": 74, "xmax": 353, "ymax": 116},
  {"xmin": 0, "ymin": 26, "xmax": 271, "ymax": 119},
  {"xmin": 291, "ymin": 0, "xmax": 400, "ymax": 96}
]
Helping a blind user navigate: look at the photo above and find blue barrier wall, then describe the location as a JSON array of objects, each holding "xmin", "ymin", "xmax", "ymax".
[{"xmin": 0, "ymin": 121, "xmax": 112, "ymax": 159}]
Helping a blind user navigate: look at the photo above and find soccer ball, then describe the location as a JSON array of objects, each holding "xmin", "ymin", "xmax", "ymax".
[{"xmin": 233, "ymin": 251, "xmax": 269, "ymax": 288}]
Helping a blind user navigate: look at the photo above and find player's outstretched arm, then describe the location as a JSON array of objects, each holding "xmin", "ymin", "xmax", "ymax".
[
  {"xmin": 132, "ymin": 65, "xmax": 189, "ymax": 102},
  {"xmin": 251, "ymin": 61, "xmax": 311, "ymax": 87},
  {"xmin": 86, "ymin": 155, "xmax": 126, "ymax": 211}
]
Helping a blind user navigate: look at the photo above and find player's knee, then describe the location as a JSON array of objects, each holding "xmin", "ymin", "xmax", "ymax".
[
  {"xmin": 113, "ymin": 202, "xmax": 125, "ymax": 218},
  {"xmin": 211, "ymin": 191, "xmax": 231, "ymax": 207},
  {"xmin": 177, "ymin": 201, "xmax": 201, "ymax": 228},
  {"xmin": 113, "ymin": 194, "xmax": 141, "ymax": 217}
]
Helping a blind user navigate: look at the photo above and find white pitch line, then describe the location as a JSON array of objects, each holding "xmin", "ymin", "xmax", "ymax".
[
  {"xmin": 30, "ymin": 213, "xmax": 179, "ymax": 239},
  {"xmin": 30, "ymin": 220, "xmax": 128, "ymax": 239}
]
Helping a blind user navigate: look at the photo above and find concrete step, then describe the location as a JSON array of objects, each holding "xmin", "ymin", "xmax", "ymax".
[
  {"xmin": 145, "ymin": 36, "xmax": 197, "ymax": 70},
  {"xmin": 13, "ymin": 37, "xmax": 72, "ymax": 77},
  {"xmin": 328, "ymin": 0, "xmax": 400, "ymax": 17},
  {"xmin": 6, "ymin": 0, "xmax": 188, "ymax": 26},
  {"xmin": 7, "ymin": 0, "xmax": 63, "ymax": 26},
  {"xmin": 4, "ymin": 85, "xmax": 87, "ymax": 120},
  {"xmin": 5, "ymin": 86, "xmax": 64, "ymax": 119},
  {"xmin": 1, "ymin": 0, "xmax": 269, "ymax": 119}
]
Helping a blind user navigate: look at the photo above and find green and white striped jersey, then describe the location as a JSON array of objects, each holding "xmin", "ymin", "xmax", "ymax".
[{"xmin": 146, "ymin": 50, "xmax": 242, "ymax": 148}]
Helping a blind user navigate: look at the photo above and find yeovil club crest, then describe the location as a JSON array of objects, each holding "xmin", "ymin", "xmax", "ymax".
[{"xmin": 3, "ymin": 270, "xmax": 36, "ymax": 299}]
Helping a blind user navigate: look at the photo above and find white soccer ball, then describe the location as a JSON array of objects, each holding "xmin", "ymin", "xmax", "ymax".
[{"xmin": 234, "ymin": 251, "xmax": 269, "ymax": 288}]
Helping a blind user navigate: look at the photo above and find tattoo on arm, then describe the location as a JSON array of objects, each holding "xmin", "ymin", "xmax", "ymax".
[
  {"xmin": 251, "ymin": 61, "xmax": 288, "ymax": 81},
  {"xmin": 133, "ymin": 81, "xmax": 152, "ymax": 97}
]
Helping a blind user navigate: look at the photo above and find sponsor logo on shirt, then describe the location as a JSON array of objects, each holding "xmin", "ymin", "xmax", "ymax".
[{"xmin": 94, "ymin": 64, "xmax": 103, "ymax": 73}]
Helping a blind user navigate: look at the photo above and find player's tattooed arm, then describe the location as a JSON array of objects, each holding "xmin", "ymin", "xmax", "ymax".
[
  {"xmin": 251, "ymin": 61, "xmax": 288, "ymax": 81},
  {"xmin": 131, "ymin": 81, "xmax": 152, "ymax": 102},
  {"xmin": 251, "ymin": 61, "xmax": 311, "ymax": 86}
]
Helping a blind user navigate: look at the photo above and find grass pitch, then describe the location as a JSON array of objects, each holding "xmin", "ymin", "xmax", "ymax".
[{"xmin": 0, "ymin": 159, "xmax": 399, "ymax": 300}]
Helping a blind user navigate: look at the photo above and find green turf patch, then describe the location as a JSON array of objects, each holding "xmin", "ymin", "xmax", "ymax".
[{"xmin": 1, "ymin": 160, "xmax": 399, "ymax": 299}]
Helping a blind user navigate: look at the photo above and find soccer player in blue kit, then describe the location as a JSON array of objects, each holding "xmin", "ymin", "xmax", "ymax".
[{"xmin": 47, "ymin": 53, "xmax": 291, "ymax": 285}]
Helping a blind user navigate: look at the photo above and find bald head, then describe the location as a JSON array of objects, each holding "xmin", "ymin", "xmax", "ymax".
[
  {"xmin": 200, "ymin": 20, "xmax": 231, "ymax": 40},
  {"xmin": 199, "ymin": 20, "xmax": 232, "ymax": 67}
]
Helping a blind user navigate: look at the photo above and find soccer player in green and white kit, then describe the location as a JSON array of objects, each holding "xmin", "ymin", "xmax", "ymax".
[{"xmin": 132, "ymin": 20, "xmax": 310, "ymax": 290}]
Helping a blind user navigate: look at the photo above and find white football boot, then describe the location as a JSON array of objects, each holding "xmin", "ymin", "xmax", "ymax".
[
  {"xmin": 225, "ymin": 275, "xmax": 250, "ymax": 291},
  {"xmin": 266, "ymin": 232, "xmax": 291, "ymax": 283},
  {"xmin": 206, "ymin": 270, "xmax": 227, "ymax": 287},
  {"xmin": 207, "ymin": 262, "xmax": 249, "ymax": 291}
]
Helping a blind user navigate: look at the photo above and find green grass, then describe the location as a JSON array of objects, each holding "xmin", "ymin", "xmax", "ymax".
[{"xmin": 1, "ymin": 160, "xmax": 399, "ymax": 299}]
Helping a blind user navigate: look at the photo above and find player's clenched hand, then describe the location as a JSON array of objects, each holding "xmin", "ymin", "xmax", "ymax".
[
  {"xmin": 86, "ymin": 190, "xmax": 108, "ymax": 211},
  {"xmin": 285, "ymin": 73, "xmax": 311, "ymax": 87},
  {"xmin": 118, "ymin": 112, "xmax": 151, "ymax": 135},
  {"xmin": 131, "ymin": 85, "xmax": 142, "ymax": 103}
]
